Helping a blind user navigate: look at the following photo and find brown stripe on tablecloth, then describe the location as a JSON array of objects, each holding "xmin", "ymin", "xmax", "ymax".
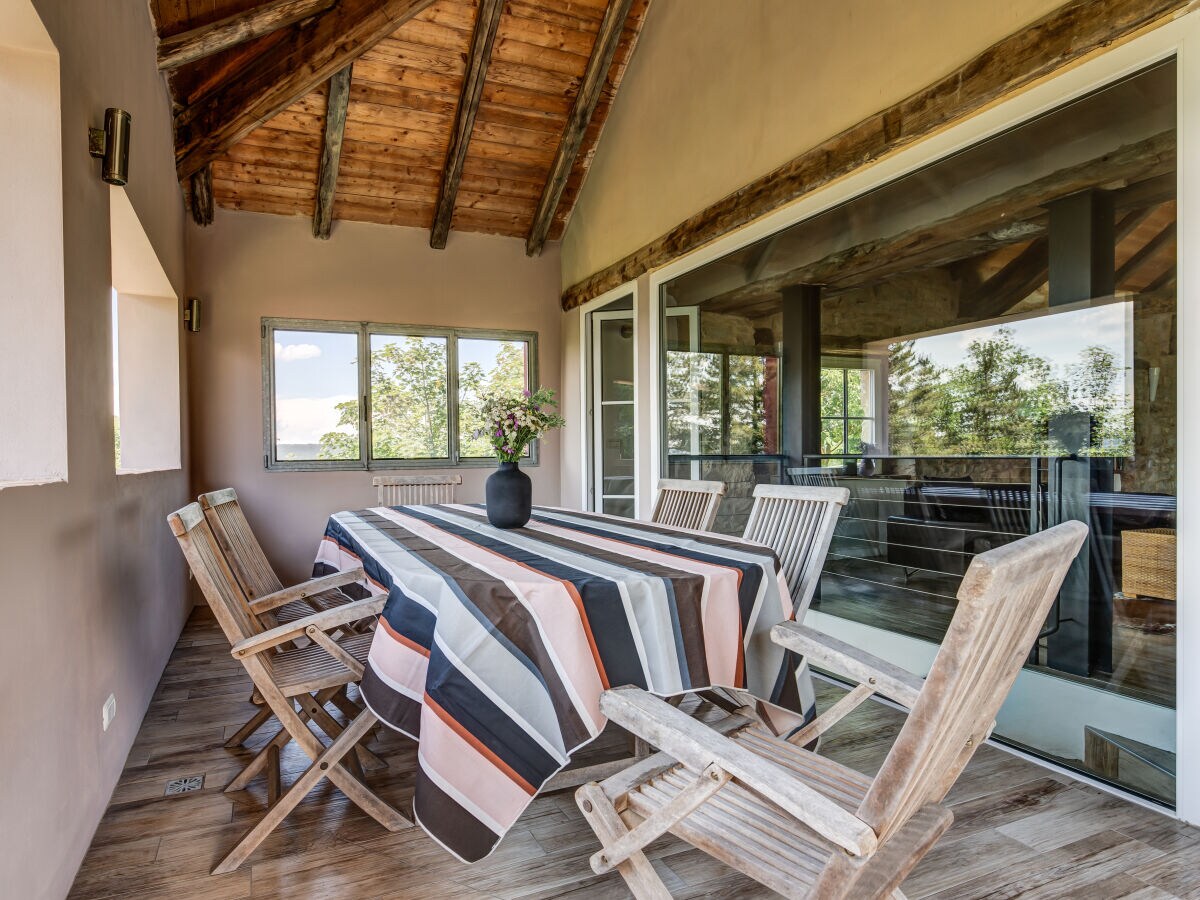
[
  {"xmin": 412, "ymin": 772, "xmax": 503, "ymax": 863},
  {"xmin": 532, "ymin": 505, "xmax": 778, "ymax": 558},
  {"xmin": 448, "ymin": 505, "xmax": 712, "ymax": 686},
  {"xmin": 360, "ymin": 663, "xmax": 423, "ymax": 738},
  {"xmin": 355, "ymin": 510, "xmax": 593, "ymax": 749}
]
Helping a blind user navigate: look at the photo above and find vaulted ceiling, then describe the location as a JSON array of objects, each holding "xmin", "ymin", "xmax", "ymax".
[{"xmin": 149, "ymin": 0, "xmax": 650, "ymax": 252}]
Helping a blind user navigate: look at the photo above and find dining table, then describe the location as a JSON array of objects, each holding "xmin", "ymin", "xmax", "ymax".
[{"xmin": 312, "ymin": 503, "xmax": 814, "ymax": 863}]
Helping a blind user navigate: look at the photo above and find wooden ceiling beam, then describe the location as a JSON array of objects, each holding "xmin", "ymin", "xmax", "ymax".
[
  {"xmin": 313, "ymin": 64, "xmax": 353, "ymax": 239},
  {"xmin": 525, "ymin": 0, "xmax": 633, "ymax": 257},
  {"xmin": 174, "ymin": 0, "xmax": 435, "ymax": 181},
  {"xmin": 188, "ymin": 164, "xmax": 214, "ymax": 226},
  {"xmin": 430, "ymin": 0, "xmax": 505, "ymax": 250},
  {"xmin": 701, "ymin": 130, "xmax": 1173, "ymax": 312},
  {"xmin": 158, "ymin": 0, "xmax": 335, "ymax": 71},
  {"xmin": 957, "ymin": 237, "xmax": 1048, "ymax": 319},
  {"xmin": 1117, "ymin": 220, "xmax": 1176, "ymax": 282}
]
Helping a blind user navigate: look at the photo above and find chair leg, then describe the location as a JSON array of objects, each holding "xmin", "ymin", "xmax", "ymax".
[
  {"xmin": 223, "ymin": 688, "xmax": 339, "ymax": 793},
  {"xmin": 576, "ymin": 783, "xmax": 672, "ymax": 899},
  {"xmin": 212, "ymin": 708, "xmax": 383, "ymax": 874},
  {"xmin": 266, "ymin": 743, "xmax": 281, "ymax": 806},
  {"xmin": 224, "ymin": 704, "xmax": 274, "ymax": 748},
  {"xmin": 295, "ymin": 691, "xmax": 387, "ymax": 770}
]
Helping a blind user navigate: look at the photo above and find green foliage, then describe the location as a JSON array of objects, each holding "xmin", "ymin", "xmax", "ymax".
[
  {"xmin": 887, "ymin": 327, "xmax": 1131, "ymax": 457},
  {"xmin": 317, "ymin": 337, "xmax": 537, "ymax": 461}
]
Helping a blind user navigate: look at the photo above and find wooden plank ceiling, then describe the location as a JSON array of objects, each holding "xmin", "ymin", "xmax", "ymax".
[{"xmin": 149, "ymin": 0, "xmax": 650, "ymax": 251}]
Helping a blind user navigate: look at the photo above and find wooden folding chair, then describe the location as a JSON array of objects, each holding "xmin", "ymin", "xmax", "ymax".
[
  {"xmin": 198, "ymin": 487, "xmax": 374, "ymax": 749},
  {"xmin": 372, "ymin": 473, "xmax": 462, "ymax": 505},
  {"xmin": 650, "ymin": 479, "xmax": 726, "ymax": 531},
  {"xmin": 168, "ymin": 503, "xmax": 412, "ymax": 874},
  {"xmin": 743, "ymin": 484, "xmax": 850, "ymax": 611},
  {"xmin": 576, "ymin": 521, "xmax": 1087, "ymax": 899}
]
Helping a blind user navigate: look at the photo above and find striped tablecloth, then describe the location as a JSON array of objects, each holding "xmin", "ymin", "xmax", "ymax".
[{"xmin": 313, "ymin": 504, "xmax": 813, "ymax": 862}]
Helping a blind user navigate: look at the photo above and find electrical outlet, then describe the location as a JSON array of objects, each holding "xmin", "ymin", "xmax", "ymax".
[{"xmin": 102, "ymin": 693, "xmax": 117, "ymax": 732}]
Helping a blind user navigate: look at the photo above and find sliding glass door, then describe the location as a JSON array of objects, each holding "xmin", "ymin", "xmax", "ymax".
[{"xmin": 658, "ymin": 60, "xmax": 1178, "ymax": 805}]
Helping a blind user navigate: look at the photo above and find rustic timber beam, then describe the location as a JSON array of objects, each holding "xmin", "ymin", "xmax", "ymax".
[
  {"xmin": 189, "ymin": 164, "xmax": 214, "ymax": 226},
  {"xmin": 430, "ymin": 0, "xmax": 505, "ymax": 250},
  {"xmin": 158, "ymin": 0, "xmax": 335, "ymax": 71},
  {"xmin": 526, "ymin": 0, "xmax": 634, "ymax": 257},
  {"xmin": 957, "ymin": 237, "xmax": 1048, "ymax": 319},
  {"xmin": 313, "ymin": 64, "xmax": 353, "ymax": 239},
  {"xmin": 1116, "ymin": 221, "xmax": 1176, "ymax": 282},
  {"xmin": 174, "ymin": 0, "xmax": 435, "ymax": 181},
  {"xmin": 701, "ymin": 131, "xmax": 1173, "ymax": 312},
  {"xmin": 560, "ymin": 0, "xmax": 1187, "ymax": 310}
]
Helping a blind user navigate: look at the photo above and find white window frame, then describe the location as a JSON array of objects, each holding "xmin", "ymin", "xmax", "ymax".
[
  {"xmin": 642, "ymin": 13, "xmax": 1200, "ymax": 823},
  {"xmin": 262, "ymin": 317, "xmax": 539, "ymax": 471}
]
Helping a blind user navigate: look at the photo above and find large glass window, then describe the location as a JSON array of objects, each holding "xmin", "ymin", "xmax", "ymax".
[
  {"xmin": 264, "ymin": 320, "xmax": 536, "ymax": 469},
  {"xmin": 660, "ymin": 61, "xmax": 1177, "ymax": 805}
]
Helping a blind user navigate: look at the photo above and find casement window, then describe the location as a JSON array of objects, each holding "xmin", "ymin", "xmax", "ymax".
[{"xmin": 262, "ymin": 318, "xmax": 537, "ymax": 470}]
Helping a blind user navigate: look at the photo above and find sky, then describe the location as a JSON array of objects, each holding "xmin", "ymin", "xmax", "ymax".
[
  {"xmin": 272, "ymin": 330, "xmax": 520, "ymax": 446},
  {"xmin": 895, "ymin": 301, "xmax": 1133, "ymax": 399}
]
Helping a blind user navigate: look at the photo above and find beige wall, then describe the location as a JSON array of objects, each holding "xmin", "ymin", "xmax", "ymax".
[
  {"xmin": 561, "ymin": 0, "xmax": 1065, "ymax": 288},
  {"xmin": 187, "ymin": 211, "xmax": 563, "ymax": 584},
  {"xmin": 0, "ymin": 1, "xmax": 189, "ymax": 896}
]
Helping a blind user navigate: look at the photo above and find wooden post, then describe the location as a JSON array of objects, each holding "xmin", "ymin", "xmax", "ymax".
[{"xmin": 189, "ymin": 165, "xmax": 214, "ymax": 226}]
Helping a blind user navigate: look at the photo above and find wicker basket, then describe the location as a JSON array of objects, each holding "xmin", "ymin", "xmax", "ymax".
[{"xmin": 1121, "ymin": 528, "xmax": 1176, "ymax": 602}]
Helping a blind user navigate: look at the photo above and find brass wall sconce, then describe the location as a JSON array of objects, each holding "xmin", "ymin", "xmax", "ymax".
[{"xmin": 89, "ymin": 108, "xmax": 131, "ymax": 186}]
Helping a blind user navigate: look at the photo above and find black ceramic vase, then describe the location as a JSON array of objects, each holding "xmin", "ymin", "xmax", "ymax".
[{"xmin": 486, "ymin": 461, "xmax": 532, "ymax": 528}]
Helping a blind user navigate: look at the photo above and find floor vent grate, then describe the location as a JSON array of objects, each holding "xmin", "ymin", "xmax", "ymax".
[{"xmin": 164, "ymin": 774, "xmax": 204, "ymax": 796}]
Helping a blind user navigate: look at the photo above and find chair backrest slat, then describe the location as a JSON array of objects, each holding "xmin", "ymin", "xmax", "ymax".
[
  {"xmin": 168, "ymin": 503, "xmax": 263, "ymax": 647},
  {"xmin": 373, "ymin": 474, "xmax": 462, "ymax": 506},
  {"xmin": 856, "ymin": 521, "xmax": 1087, "ymax": 841},
  {"xmin": 199, "ymin": 489, "xmax": 283, "ymax": 601},
  {"xmin": 651, "ymin": 479, "xmax": 725, "ymax": 531},
  {"xmin": 742, "ymin": 485, "xmax": 849, "ymax": 613}
]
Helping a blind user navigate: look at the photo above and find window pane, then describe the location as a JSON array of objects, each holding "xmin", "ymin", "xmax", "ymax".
[
  {"xmin": 665, "ymin": 350, "xmax": 722, "ymax": 455},
  {"xmin": 820, "ymin": 367, "xmax": 845, "ymax": 417},
  {"xmin": 458, "ymin": 338, "xmax": 529, "ymax": 458},
  {"xmin": 273, "ymin": 329, "xmax": 358, "ymax": 461},
  {"xmin": 820, "ymin": 418, "xmax": 844, "ymax": 455},
  {"xmin": 727, "ymin": 355, "xmax": 772, "ymax": 454},
  {"xmin": 369, "ymin": 333, "xmax": 448, "ymax": 460}
]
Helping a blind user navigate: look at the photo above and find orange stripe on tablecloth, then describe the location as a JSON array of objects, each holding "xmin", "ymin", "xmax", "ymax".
[
  {"xmin": 425, "ymin": 694, "xmax": 537, "ymax": 796},
  {"xmin": 378, "ymin": 615, "xmax": 430, "ymax": 658}
]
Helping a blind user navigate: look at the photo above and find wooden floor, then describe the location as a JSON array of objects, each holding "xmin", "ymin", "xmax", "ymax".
[{"xmin": 70, "ymin": 607, "xmax": 1199, "ymax": 900}]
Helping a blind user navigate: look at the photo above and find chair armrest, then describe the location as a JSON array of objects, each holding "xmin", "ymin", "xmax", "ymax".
[
  {"xmin": 248, "ymin": 566, "xmax": 367, "ymax": 615},
  {"xmin": 232, "ymin": 596, "xmax": 385, "ymax": 659},
  {"xmin": 771, "ymin": 622, "xmax": 924, "ymax": 709},
  {"xmin": 601, "ymin": 686, "xmax": 878, "ymax": 858}
]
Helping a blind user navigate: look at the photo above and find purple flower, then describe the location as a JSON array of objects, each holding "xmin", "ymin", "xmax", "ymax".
[{"xmin": 522, "ymin": 389, "xmax": 531, "ymax": 397}]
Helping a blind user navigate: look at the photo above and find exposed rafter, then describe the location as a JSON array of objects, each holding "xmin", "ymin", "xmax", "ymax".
[
  {"xmin": 526, "ymin": 0, "xmax": 634, "ymax": 257},
  {"xmin": 958, "ymin": 237, "xmax": 1048, "ymax": 319},
  {"xmin": 189, "ymin": 164, "xmax": 214, "ymax": 226},
  {"xmin": 157, "ymin": 0, "xmax": 335, "ymax": 71},
  {"xmin": 430, "ymin": 0, "xmax": 505, "ymax": 250},
  {"xmin": 173, "ymin": 0, "xmax": 435, "ymax": 181},
  {"xmin": 313, "ymin": 64, "xmax": 353, "ymax": 240},
  {"xmin": 1117, "ymin": 221, "xmax": 1176, "ymax": 282}
]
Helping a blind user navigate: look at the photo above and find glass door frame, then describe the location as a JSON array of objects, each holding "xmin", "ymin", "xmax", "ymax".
[
  {"xmin": 579, "ymin": 282, "xmax": 640, "ymax": 515},
  {"xmin": 592, "ymin": 307, "xmax": 636, "ymax": 515},
  {"xmin": 644, "ymin": 12, "xmax": 1200, "ymax": 824}
]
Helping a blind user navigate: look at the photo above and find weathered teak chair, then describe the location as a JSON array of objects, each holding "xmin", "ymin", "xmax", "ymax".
[
  {"xmin": 576, "ymin": 521, "xmax": 1087, "ymax": 899},
  {"xmin": 650, "ymin": 479, "xmax": 726, "ymax": 531},
  {"xmin": 373, "ymin": 473, "xmax": 462, "ymax": 505},
  {"xmin": 198, "ymin": 487, "xmax": 373, "ymax": 748},
  {"xmin": 168, "ymin": 503, "xmax": 412, "ymax": 874},
  {"xmin": 743, "ymin": 484, "xmax": 850, "ymax": 609}
]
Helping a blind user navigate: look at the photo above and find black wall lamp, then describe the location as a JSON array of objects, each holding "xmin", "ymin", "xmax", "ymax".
[{"xmin": 89, "ymin": 108, "xmax": 131, "ymax": 186}]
